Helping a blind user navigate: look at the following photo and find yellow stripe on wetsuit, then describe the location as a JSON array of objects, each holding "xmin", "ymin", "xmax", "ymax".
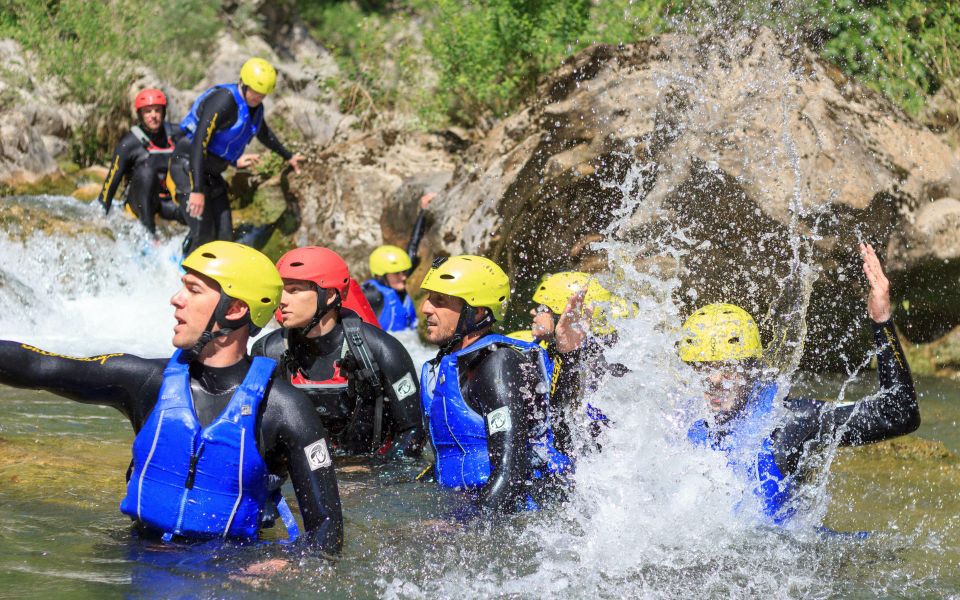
[{"xmin": 20, "ymin": 344, "xmax": 123, "ymax": 365}]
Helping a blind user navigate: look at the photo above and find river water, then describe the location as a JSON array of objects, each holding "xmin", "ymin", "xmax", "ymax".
[{"xmin": 0, "ymin": 195, "xmax": 957, "ymax": 598}]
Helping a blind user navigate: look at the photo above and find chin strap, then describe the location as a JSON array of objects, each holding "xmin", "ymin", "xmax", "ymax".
[
  {"xmin": 184, "ymin": 293, "xmax": 248, "ymax": 361},
  {"xmin": 438, "ymin": 305, "xmax": 494, "ymax": 357},
  {"xmin": 303, "ymin": 287, "xmax": 342, "ymax": 336}
]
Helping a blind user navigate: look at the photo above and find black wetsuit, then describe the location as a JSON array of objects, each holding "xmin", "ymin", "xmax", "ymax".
[
  {"xmin": 363, "ymin": 209, "xmax": 428, "ymax": 315},
  {"xmin": 423, "ymin": 334, "xmax": 561, "ymax": 513},
  {"xmin": 252, "ymin": 313, "xmax": 424, "ymax": 459},
  {"xmin": 546, "ymin": 335, "xmax": 627, "ymax": 454},
  {"xmin": 97, "ymin": 122, "xmax": 184, "ymax": 236},
  {"xmin": 167, "ymin": 88, "xmax": 292, "ymax": 254},
  {"xmin": 0, "ymin": 341, "xmax": 343, "ymax": 553},
  {"xmin": 707, "ymin": 319, "xmax": 919, "ymax": 480}
]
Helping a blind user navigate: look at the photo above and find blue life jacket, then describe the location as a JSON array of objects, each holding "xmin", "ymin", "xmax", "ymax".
[
  {"xmin": 687, "ymin": 382, "xmax": 793, "ymax": 525},
  {"xmin": 180, "ymin": 84, "xmax": 262, "ymax": 164},
  {"xmin": 420, "ymin": 334, "xmax": 571, "ymax": 490},
  {"xmin": 120, "ymin": 350, "xmax": 283, "ymax": 541},
  {"xmin": 365, "ymin": 279, "xmax": 417, "ymax": 331}
]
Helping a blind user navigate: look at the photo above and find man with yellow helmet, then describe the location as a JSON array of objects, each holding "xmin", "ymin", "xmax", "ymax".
[
  {"xmin": 169, "ymin": 57, "xmax": 305, "ymax": 254},
  {"xmin": 0, "ymin": 242, "xmax": 342, "ymax": 551},
  {"xmin": 419, "ymin": 255, "xmax": 570, "ymax": 513},
  {"xmin": 513, "ymin": 271, "xmax": 632, "ymax": 454},
  {"xmin": 679, "ymin": 244, "xmax": 919, "ymax": 526}
]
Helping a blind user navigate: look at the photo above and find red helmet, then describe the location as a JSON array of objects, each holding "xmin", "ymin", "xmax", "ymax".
[
  {"xmin": 134, "ymin": 88, "xmax": 167, "ymax": 111},
  {"xmin": 276, "ymin": 246, "xmax": 351, "ymax": 297}
]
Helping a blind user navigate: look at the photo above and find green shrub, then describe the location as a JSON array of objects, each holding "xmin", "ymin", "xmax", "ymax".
[{"xmin": 424, "ymin": 0, "xmax": 591, "ymax": 126}]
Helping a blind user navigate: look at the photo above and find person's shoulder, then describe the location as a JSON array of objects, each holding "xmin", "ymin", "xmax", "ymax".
[
  {"xmin": 116, "ymin": 130, "xmax": 142, "ymax": 151},
  {"xmin": 251, "ymin": 329, "xmax": 284, "ymax": 360}
]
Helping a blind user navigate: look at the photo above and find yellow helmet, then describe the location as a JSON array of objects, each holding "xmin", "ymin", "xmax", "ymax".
[
  {"xmin": 369, "ymin": 245, "xmax": 413, "ymax": 276},
  {"xmin": 240, "ymin": 57, "xmax": 277, "ymax": 95},
  {"xmin": 590, "ymin": 295, "xmax": 637, "ymax": 336},
  {"xmin": 420, "ymin": 255, "xmax": 510, "ymax": 322},
  {"xmin": 532, "ymin": 271, "xmax": 610, "ymax": 314},
  {"xmin": 678, "ymin": 303, "xmax": 762, "ymax": 363},
  {"xmin": 181, "ymin": 241, "xmax": 282, "ymax": 328},
  {"xmin": 507, "ymin": 329, "xmax": 536, "ymax": 343}
]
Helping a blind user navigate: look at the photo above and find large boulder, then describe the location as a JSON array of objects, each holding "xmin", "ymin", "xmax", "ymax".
[
  {"xmin": 424, "ymin": 29, "xmax": 960, "ymax": 369},
  {"xmin": 286, "ymin": 129, "xmax": 455, "ymax": 274}
]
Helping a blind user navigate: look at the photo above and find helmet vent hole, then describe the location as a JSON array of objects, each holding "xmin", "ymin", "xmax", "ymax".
[
  {"xmin": 498, "ymin": 295, "xmax": 505, "ymax": 301},
  {"xmin": 290, "ymin": 261, "xmax": 304, "ymax": 267},
  {"xmin": 261, "ymin": 297, "xmax": 271, "ymax": 304},
  {"xmin": 202, "ymin": 252, "xmax": 216, "ymax": 259},
  {"xmin": 439, "ymin": 274, "xmax": 455, "ymax": 280}
]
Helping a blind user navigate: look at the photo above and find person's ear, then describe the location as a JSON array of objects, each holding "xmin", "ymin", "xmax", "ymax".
[{"xmin": 225, "ymin": 298, "xmax": 250, "ymax": 321}]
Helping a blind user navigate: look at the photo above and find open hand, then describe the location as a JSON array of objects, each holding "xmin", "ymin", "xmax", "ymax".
[
  {"xmin": 187, "ymin": 192, "xmax": 205, "ymax": 219},
  {"xmin": 861, "ymin": 243, "xmax": 892, "ymax": 323},
  {"xmin": 237, "ymin": 154, "xmax": 261, "ymax": 169},
  {"xmin": 420, "ymin": 192, "xmax": 436, "ymax": 210},
  {"xmin": 555, "ymin": 288, "xmax": 593, "ymax": 354},
  {"xmin": 288, "ymin": 153, "xmax": 305, "ymax": 175}
]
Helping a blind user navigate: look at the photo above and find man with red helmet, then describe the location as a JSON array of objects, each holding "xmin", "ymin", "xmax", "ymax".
[
  {"xmin": 97, "ymin": 88, "xmax": 185, "ymax": 236},
  {"xmin": 252, "ymin": 246, "xmax": 425, "ymax": 460}
]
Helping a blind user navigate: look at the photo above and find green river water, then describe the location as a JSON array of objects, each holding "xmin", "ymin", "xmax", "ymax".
[{"xmin": 0, "ymin": 373, "xmax": 957, "ymax": 599}]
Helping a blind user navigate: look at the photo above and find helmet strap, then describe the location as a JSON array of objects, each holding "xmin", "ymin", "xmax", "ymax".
[
  {"xmin": 303, "ymin": 286, "xmax": 341, "ymax": 336},
  {"xmin": 439, "ymin": 305, "xmax": 494, "ymax": 356},
  {"xmin": 185, "ymin": 293, "xmax": 248, "ymax": 360}
]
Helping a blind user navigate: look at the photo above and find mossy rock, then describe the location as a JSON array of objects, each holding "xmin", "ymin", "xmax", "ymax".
[
  {"xmin": 0, "ymin": 202, "xmax": 115, "ymax": 242},
  {"xmin": 71, "ymin": 182, "xmax": 102, "ymax": 202}
]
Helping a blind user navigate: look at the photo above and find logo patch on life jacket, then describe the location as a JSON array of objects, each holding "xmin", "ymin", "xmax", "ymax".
[
  {"xmin": 392, "ymin": 373, "xmax": 417, "ymax": 401},
  {"xmin": 487, "ymin": 406, "xmax": 512, "ymax": 434},
  {"xmin": 304, "ymin": 439, "xmax": 332, "ymax": 470}
]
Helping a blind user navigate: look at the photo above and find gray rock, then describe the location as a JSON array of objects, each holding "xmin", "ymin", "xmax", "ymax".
[{"xmin": 422, "ymin": 29, "xmax": 960, "ymax": 368}]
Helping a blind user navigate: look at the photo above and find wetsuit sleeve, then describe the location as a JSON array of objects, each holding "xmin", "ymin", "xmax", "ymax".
[
  {"xmin": 0, "ymin": 340, "xmax": 163, "ymax": 427},
  {"xmin": 368, "ymin": 327, "xmax": 424, "ymax": 458},
  {"xmin": 780, "ymin": 319, "xmax": 919, "ymax": 466},
  {"xmin": 96, "ymin": 134, "xmax": 139, "ymax": 213},
  {"xmin": 188, "ymin": 88, "xmax": 238, "ymax": 191},
  {"xmin": 828, "ymin": 319, "xmax": 919, "ymax": 446},
  {"xmin": 362, "ymin": 283, "xmax": 384, "ymax": 317},
  {"xmin": 255, "ymin": 120, "xmax": 293, "ymax": 161},
  {"xmin": 467, "ymin": 347, "xmax": 534, "ymax": 513},
  {"xmin": 405, "ymin": 209, "xmax": 429, "ymax": 271},
  {"xmin": 259, "ymin": 380, "xmax": 343, "ymax": 554}
]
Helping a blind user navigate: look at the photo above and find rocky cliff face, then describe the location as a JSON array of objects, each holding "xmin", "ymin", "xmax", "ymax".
[{"xmin": 419, "ymin": 29, "xmax": 960, "ymax": 368}]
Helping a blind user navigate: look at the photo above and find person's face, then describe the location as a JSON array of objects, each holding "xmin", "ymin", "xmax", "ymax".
[
  {"xmin": 278, "ymin": 279, "xmax": 323, "ymax": 328},
  {"xmin": 421, "ymin": 291, "xmax": 464, "ymax": 345},
  {"xmin": 139, "ymin": 106, "xmax": 164, "ymax": 132},
  {"xmin": 244, "ymin": 87, "xmax": 266, "ymax": 108},
  {"xmin": 385, "ymin": 271, "xmax": 407, "ymax": 292},
  {"xmin": 170, "ymin": 271, "xmax": 222, "ymax": 349},
  {"xmin": 530, "ymin": 304, "xmax": 555, "ymax": 341},
  {"xmin": 695, "ymin": 362, "xmax": 755, "ymax": 413}
]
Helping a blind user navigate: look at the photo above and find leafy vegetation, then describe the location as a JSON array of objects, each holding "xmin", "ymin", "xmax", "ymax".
[
  {"xmin": 300, "ymin": 0, "xmax": 960, "ymax": 128},
  {"xmin": 0, "ymin": 0, "xmax": 220, "ymax": 164}
]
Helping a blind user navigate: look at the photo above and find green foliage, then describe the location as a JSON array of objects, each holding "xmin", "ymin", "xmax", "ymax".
[
  {"xmin": 424, "ymin": 0, "xmax": 591, "ymax": 125},
  {"xmin": 0, "ymin": 0, "xmax": 220, "ymax": 165},
  {"xmin": 298, "ymin": 0, "xmax": 438, "ymax": 127},
  {"xmin": 814, "ymin": 0, "xmax": 960, "ymax": 116}
]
